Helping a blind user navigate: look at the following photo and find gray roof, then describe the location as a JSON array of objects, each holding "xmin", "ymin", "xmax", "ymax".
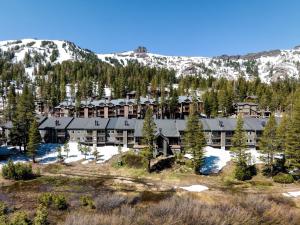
[
  {"xmin": 56, "ymin": 95, "xmax": 202, "ymax": 108},
  {"xmin": 2, "ymin": 115, "xmax": 47, "ymax": 129},
  {"xmin": 36, "ymin": 115, "xmax": 47, "ymax": 124},
  {"xmin": 2, "ymin": 121, "xmax": 13, "ymax": 129},
  {"xmin": 107, "ymin": 117, "xmax": 136, "ymax": 130},
  {"xmin": 201, "ymin": 117, "xmax": 275, "ymax": 131},
  {"xmin": 155, "ymin": 120, "xmax": 180, "ymax": 137},
  {"xmin": 175, "ymin": 120, "xmax": 186, "ymax": 131},
  {"xmin": 39, "ymin": 117, "xmax": 73, "ymax": 130},
  {"xmin": 67, "ymin": 118, "xmax": 109, "ymax": 130},
  {"xmin": 134, "ymin": 119, "xmax": 181, "ymax": 137}
]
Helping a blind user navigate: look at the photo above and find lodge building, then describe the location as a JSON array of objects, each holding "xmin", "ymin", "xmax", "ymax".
[
  {"xmin": 1, "ymin": 116, "xmax": 273, "ymax": 157},
  {"xmin": 50, "ymin": 96, "xmax": 203, "ymax": 119}
]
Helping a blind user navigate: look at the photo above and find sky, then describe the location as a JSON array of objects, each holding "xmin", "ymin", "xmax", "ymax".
[{"xmin": 0, "ymin": 0, "xmax": 300, "ymax": 56}]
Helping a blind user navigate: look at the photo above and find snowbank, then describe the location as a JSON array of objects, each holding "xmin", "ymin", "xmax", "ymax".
[
  {"xmin": 246, "ymin": 148, "xmax": 263, "ymax": 164},
  {"xmin": 184, "ymin": 146, "xmax": 232, "ymax": 174},
  {"xmin": 0, "ymin": 142, "xmax": 129, "ymax": 168},
  {"xmin": 283, "ymin": 191, "xmax": 300, "ymax": 198},
  {"xmin": 200, "ymin": 146, "xmax": 232, "ymax": 174},
  {"xmin": 179, "ymin": 185, "xmax": 209, "ymax": 192},
  {"xmin": 184, "ymin": 146, "xmax": 269, "ymax": 174},
  {"xmin": 64, "ymin": 142, "xmax": 129, "ymax": 164}
]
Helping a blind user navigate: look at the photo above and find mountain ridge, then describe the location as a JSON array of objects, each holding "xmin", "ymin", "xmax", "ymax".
[{"xmin": 1, "ymin": 38, "xmax": 300, "ymax": 83}]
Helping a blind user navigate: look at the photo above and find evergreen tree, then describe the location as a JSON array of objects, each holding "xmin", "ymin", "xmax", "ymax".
[
  {"xmin": 169, "ymin": 89, "xmax": 178, "ymax": 119},
  {"xmin": 4, "ymin": 84, "xmax": 16, "ymax": 122},
  {"xmin": 92, "ymin": 146, "xmax": 100, "ymax": 161},
  {"xmin": 183, "ymin": 112, "xmax": 206, "ymax": 173},
  {"xmin": 79, "ymin": 144, "xmax": 90, "ymax": 159},
  {"xmin": 285, "ymin": 90, "xmax": 300, "ymax": 172},
  {"xmin": 142, "ymin": 108, "xmax": 156, "ymax": 172},
  {"xmin": 231, "ymin": 115, "xmax": 248, "ymax": 164},
  {"xmin": 276, "ymin": 113, "xmax": 289, "ymax": 156},
  {"xmin": 64, "ymin": 142, "xmax": 70, "ymax": 158},
  {"xmin": 259, "ymin": 114, "xmax": 277, "ymax": 175},
  {"xmin": 97, "ymin": 81, "xmax": 104, "ymax": 99},
  {"xmin": 10, "ymin": 84, "xmax": 35, "ymax": 151},
  {"xmin": 27, "ymin": 120, "xmax": 41, "ymax": 163},
  {"xmin": 57, "ymin": 146, "xmax": 64, "ymax": 162},
  {"xmin": 33, "ymin": 204, "xmax": 48, "ymax": 225}
]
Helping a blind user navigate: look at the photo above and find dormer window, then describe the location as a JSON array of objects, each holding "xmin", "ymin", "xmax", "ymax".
[
  {"xmin": 125, "ymin": 120, "xmax": 129, "ymax": 126},
  {"xmin": 219, "ymin": 120, "xmax": 224, "ymax": 127},
  {"xmin": 55, "ymin": 120, "xmax": 60, "ymax": 126}
]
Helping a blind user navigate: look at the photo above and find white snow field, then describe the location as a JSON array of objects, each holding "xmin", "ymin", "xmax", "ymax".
[
  {"xmin": 283, "ymin": 191, "xmax": 300, "ymax": 198},
  {"xmin": 0, "ymin": 144, "xmax": 271, "ymax": 175},
  {"xmin": 185, "ymin": 146, "xmax": 265, "ymax": 174},
  {"xmin": 200, "ymin": 146, "xmax": 232, "ymax": 174},
  {"xmin": 179, "ymin": 185, "xmax": 209, "ymax": 192},
  {"xmin": 0, "ymin": 142, "xmax": 129, "ymax": 168},
  {"xmin": 2, "ymin": 38, "xmax": 300, "ymax": 83}
]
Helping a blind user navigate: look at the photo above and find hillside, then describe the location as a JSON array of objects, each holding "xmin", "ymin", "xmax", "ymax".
[
  {"xmin": 1, "ymin": 39, "xmax": 300, "ymax": 82},
  {"xmin": 98, "ymin": 47, "xmax": 300, "ymax": 83},
  {"xmin": 0, "ymin": 39, "xmax": 96, "ymax": 79}
]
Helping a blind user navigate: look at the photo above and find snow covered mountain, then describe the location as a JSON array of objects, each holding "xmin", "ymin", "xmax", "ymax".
[
  {"xmin": 98, "ymin": 47, "xmax": 300, "ymax": 83},
  {"xmin": 1, "ymin": 39, "xmax": 300, "ymax": 83},
  {"xmin": 0, "ymin": 39, "xmax": 96, "ymax": 79}
]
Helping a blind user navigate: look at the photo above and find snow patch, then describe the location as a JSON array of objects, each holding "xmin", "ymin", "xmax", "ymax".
[
  {"xmin": 179, "ymin": 185, "xmax": 209, "ymax": 192},
  {"xmin": 282, "ymin": 191, "xmax": 300, "ymax": 198},
  {"xmin": 185, "ymin": 146, "xmax": 269, "ymax": 174},
  {"xmin": 0, "ymin": 142, "xmax": 129, "ymax": 168}
]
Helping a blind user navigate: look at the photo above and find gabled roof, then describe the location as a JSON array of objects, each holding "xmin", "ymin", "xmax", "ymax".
[
  {"xmin": 107, "ymin": 117, "xmax": 136, "ymax": 130},
  {"xmin": 39, "ymin": 117, "xmax": 73, "ymax": 130},
  {"xmin": 67, "ymin": 118, "xmax": 109, "ymax": 130},
  {"xmin": 155, "ymin": 120, "xmax": 180, "ymax": 137},
  {"xmin": 175, "ymin": 119, "xmax": 186, "ymax": 131},
  {"xmin": 134, "ymin": 119, "xmax": 180, "ymax": 137},
  {"xmin": 36, "ymin": 115, "xmax": 47, "ymax": 124},
  {"xmin": 2, "ymin": 121, "xmax": 12, "ymax": 129},
  {"xmin": 56, "ymin": 95, "xmax": 202, "ymax": 108},
  {"xmin": 2, "ymin": 115, "xmax": 47, "ymax": 129}
]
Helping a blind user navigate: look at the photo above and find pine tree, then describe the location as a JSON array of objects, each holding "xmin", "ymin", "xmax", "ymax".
[
  {"xmin": 275, "ymin": 114, "xmax": 290, "ymax": 172},
  {"xmin": 184, "ymin": 111, "xmax": 205, "ymax": 173},
  {"xmin": 10, "ymin": 84, "xmax": 35, "ymax": 151},
  {"xmin": 169, "ymin": 89, "xmax": 178, "ymax": 119},
  {"xmin": 79, "ymin": 144, "xmax": 90, "ymax": 159},
  {"xmin": 276, "ymin": 113, "xmax": 289, "ymax": 163},
  {"xmin": 285, "ymin": 90, "xmax": 300, "ymax": 172},
  {"xmin": 142, "ymin": 108, "xmax": 156, "ymax": 172},
  {"xmin": 4, "ymin": 84, "xmax": 16, "ymax": 122},
  {"xmin": 57, "ymin": 146, "xmax": 64, "ymax": 162},
  {"xmin": 259, "ymin": 114, "xmax": 277, "ymax": 175},
  {"xmin": 27, "ymin": 120, "xmax": 41, "ymax": 163},
  {"xmin": 33, "ymin": 204, "xmax": 48, "ymax": 225},
  {"xmin": 64, "ymin": 142, "xmax": 70, "ymax": 158},
  {"xmin": 231, "ymin": 115, "xmax": 248, "ymax": 164},
  {"xmin": 92, "ymin": 146, "xmax": 100, "ymax": 161}
]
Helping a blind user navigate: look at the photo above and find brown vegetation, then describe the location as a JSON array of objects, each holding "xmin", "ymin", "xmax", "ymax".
[{"xmin": 64, "ymin": 194, "xmax": 300, "ymax": 225}]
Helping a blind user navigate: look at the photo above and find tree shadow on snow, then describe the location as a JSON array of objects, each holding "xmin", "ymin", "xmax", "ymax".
[{"xmin": 200, "ymin": 156, "xmax": 220, "ymax": 175}]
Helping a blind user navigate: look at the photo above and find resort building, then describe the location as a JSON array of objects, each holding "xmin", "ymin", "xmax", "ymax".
[
  {"xmin": 52, "ymin": 96, "xmax": 203, "ymax": 119},
  {"xmin": 1, "ymin": 116, "xmax": 276, "ymax": 157}
]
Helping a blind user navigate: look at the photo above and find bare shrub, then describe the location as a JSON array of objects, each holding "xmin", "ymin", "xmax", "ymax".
[
  {"xmin": 94, "ymin": 194, "xmax": 128, "ymax": 213},
  {"xmin": 64, "ymin": 193, "xmax": 300, "ymax": 225}
]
